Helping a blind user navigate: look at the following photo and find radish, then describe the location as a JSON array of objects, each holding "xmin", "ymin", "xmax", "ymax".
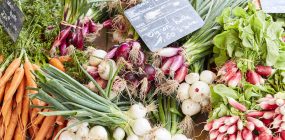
[
  {"xmin": 200, "ymin": 70, "xmax": 216, "ymax": 84},
  {"xmin": 189, "ymin": 81, "xmax": 210, "ymax": 102},
  {"xmin": 181, "ymin": 99, "xmax": 201, "ymax": 116},
  {"xmin": 227, "ymin": 125, "xmax": 237, "ymax": 134},
  {"xmin": 236, "ymin": 131, "xmax": 243, "ymax": 140},
  {"xmin": 59, "ymin": 131, "xmax": 76, "ymax": 140},
  {"xmin": 212, "ymin": 117, "xmax": 228, "ymax": 130},
  {"xmin": 276, "ymin": 99, "xmax": 285, "ymax": 106},
  {"xmin": 272, "ymin": 137, "xmax": 282, "ymax": 140},
  {"xmin": 152, "ymin": 128, "xmax": 172, "ymax": 140},
  {"xmin": 185, "ymin": 73, "xmax": 199, "ymax": 85},
  {"xmin": 218, "ymin": 125, "xmax": 229, "ymax": 133},
  {"xmin": 246, "ymin": 122, "xmax": 255, "ymax": 131},
  {"xmin": 126, "ymin": 134, "xmax": 139, "ymax": 140},
  {"xmin": 237, "ymin": 119, "xmax": 244, "ymax": 131},
  {"xmin": 280, "ymin": 105, "xmax": 285, "ymax": 115},
  {"xmin": 229, "ymin": 134, "xmax": 236, "ymax": 140},
  {"xmin": 174, "ymin": 64, "xmax": 188, "ymax": 83},
  {"xmin": 258, "ymin": 132, "xmax": 272, "ymax": 140},
  {"xmin": 89, "ymin": 126, "xmax": 108, "ymax": 140},
  {"xmin": 247, "ymin": 117, "xmax": 266, "ymax": 132},
  {"xmin": 132, "ymin": 118, "xmax": 152, "ymax": 136},
  {"xmin": 171, "ymin": 134, "xmax": 188, "ymax": 140},
  {"xmin": 204, "ymin": 121, "xmax": 214, "ymax": 131},
  {"xmin": 263, "ymin": 111, "xmax": 275, "ymax": 119},
  {"xmin": 177, "ymin": 83, "xmax": 190, "ymax": 101},
  {"xmin": 242, "ymin": 128, "xmax": 253, "ymax": 140},
  {"xmin": 228, "ymin": 70, "xmax": 242, "ymax": 87},
  {"xmin": 246, "ymin": 70, "xmax": 262, "ymax": 85},
  {"xmin": 127, "ymin": 103, "xmax": 147, "ymax": 119},
  {"xmin": 89, "ymin": 49, "xmax": 107, "ymax": 66},
  {"xmin": 259, "ymin": 102, "xmax": 278, "ymax": 110},
  {"xmin": 216, "ymin": 134, "xmax": 225, "ymax": 140},
  {"xmin": 246, "ymin": 111, "xmax": 264, "ymax": 117},
  {"xmin": 67, "ymin": 118, "xmax": 80, "ymax": 132},
  {"xmin": 228, "ymin": 97, "xmax": 247, "ymax": 112},
  {"xmin": 157, "ymin": 47, "xmax": 182, "ymax": 57},
  {"xmin": 224, "ymin": 116, "xmax": 239, "ymax": 126},
  {"xmin": 281, "ymin": 131, "xmax": 285, "ymax": 139},
  {"xmin": 161, "ymin": 56, "xmax": 175, "ymax": 74},
  {"xmin": 217, "ymin": 61, "xmax": 237, "ymax": 76},
  {"xmin": 98, "ymin": 59, "xmax": 117, "ymax": 80},
  {"xmin": 209, "ymin": 130, "xmax": 219, "ymax": 139},
  {"xmin": 113, "ymin": 127, "xmax": 125, "ymax": 140},
  {"xmin": 255, "ymin": 65, "xmax": 275, "ymax": 77},
  {"xmin": 170, "ymin": 55, "xmax": 184, "ymax": 76},
  {"xmin": 274, "ymin": 92, "xmax": 285, "ymax": 99}
]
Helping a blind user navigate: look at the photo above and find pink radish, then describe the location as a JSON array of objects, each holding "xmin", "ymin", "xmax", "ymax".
[
  {"xmin": 223, "ymin": 67, "xmax": 238, "ymax": 82},
  {"xmin": 258, "ymin": 132, "xmax": 272, "ymax": 140},
  {"xmin": 247, "ymin": 117, "xmax": 266, "ymax": 132},
  {"xmin": 281, "ymin": 131, "xmax": 285, "ymax": 139},
  {"xmin": 246, "ymin": 121, "xmax": 255, "ymax": 131},
  {"xmin": 280, "ymin": 105, "xmax": 285, "ymax": 115},
  {"xmin": 216, "ymin": 134, "xmax": 225, "ymax": 140},
  {"xmin": 224, "ymin": 116, "xmax": 239, "ymax": 126},
  {"xmin": 255, "ymin": 65, "xmax": 275, "ymax": 77},
  {"xmin": 209, "ymin": 130, "xmax": 219, "ymax": 140},
  {"xmin": 204, "ymin": 121, "xmax": 214, "ymax": 131},
  {"xmin": 246, "ymin": 111, "xmax": 264, "ymax": 117},
  {"xmin": 218, "ymin": 61, "xmax": 237, "ymax": 76},
  {"xmin": 263, "ymin": 111, "xmax": 275, "ymax": 119},
  {"xmin": 236, "ymin": 131, "xmax": 243, "ymax": 140},
  {"xmin": 228, "ymin": 97, "xmax": 247, "ymax": 112},
  {"xmin": 229, "ymin": 134, "xmax": 236, "ymax": 140},
  {"xmin": 228, "ymin": 70, "xmax": 242, "ymax": 87},
  {"xmin": 237, "ymin": 119, "xmax": 244, "ymax": 131},
  {"xmin": 280, "ymin": 122, "xmax": 285, "ymax": 130},
  {"xmin": 227, "ymin": 125, "xmax": 237, "ymax": 134},
  {"xmin": 272, "ymin": 137, "xmax": 282, "ymax": 140},
  {"xmin": 276, "ymin": 99, "xmax": 285, "ymax": 106},
  {"xmin": 259, "ymin": 102, "xmax": 278, "ymax": 110},
  {"xmin": 161, "ymin": 56, "xmax": 175, "ymax": 74},
  {"xmin": 174, "ymin": 64, "xmax": 188, "ymax": 83},
  {"xmin": 242, "ymin": 128, "xmax": 253, "ymax": 140},
  {"xmin": 246, "ymin": 70, "xmax": 261, "ymax": 85},
  {"xmin": 212, "ymin": 117, "xmax": 228, "ymax": 130},
  {"xmin": 260, "ymin": 118, "xmax": 272, "ymax": 127},
  {"xmin": 157, "ymin": 47, "xmax": 182, "ymax": 57},
  {"xmin": 219, "ymin": 125, "xmax": 229, "ymax": 133},
  {"xmin": 169, "ymin": 55, "xmax": 184, "ymax": 76}
]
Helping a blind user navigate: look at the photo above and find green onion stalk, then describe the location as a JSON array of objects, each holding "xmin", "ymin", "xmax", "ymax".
[
  {"xmin": 31, "ymin": 64, "xmax": 135, "ymax": 139},
  {"xmin": 183, "ymin": 0, "xmax": 249, "ymax": 65}
]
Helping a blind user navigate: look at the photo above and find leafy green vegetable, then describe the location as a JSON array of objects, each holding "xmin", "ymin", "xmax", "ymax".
[{"xmin": 213, "ymin": 3, "xmax": 285, "ymax": 71}]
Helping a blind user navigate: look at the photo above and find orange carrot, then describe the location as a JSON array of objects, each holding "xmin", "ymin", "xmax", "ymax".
[
  {"xmin": 55, "ymin": 116, "xmax": 65, "ymax": 126},
  {"xmin": 0, "ymin": 52, "xmax": 23, "ymax": 88},
  {"xmin": 33, "ymin": 109, "xmax": 48, "ymax": 126},
  {"xmin": 58, "ymin": 55, "xmax": 71, "ymax": 63},
  {"xmin": 21, "ymin": 89, "xmax": 30, "ymax": 140},
  {"xmin": 32, "ymin": 64, "xmax": 40, "ymax": 71},
  {"xmin": 1, "ymin": 65, "xmax": 24, "ymax": 119},
  {"xmin": 3, "ymin": 102, "xmax": 12, "ymax": 129},
  {"xmin": 0, "ymin": 83, "xmax": 6, "ymax": 103},
  {"xmin": 15, "ymin": 78, "xmax": 25, "ymax": 117},
  {"xmin": 0, "ymin": 117, "xmax": 4, "ymax": 139},
  {"xmin": 46, "ymin": 124, "xmax": 55, "ymax": 140},
  {"xmin": 52, "ymin": 123, "xmax": 65, "ymax": 140},
  {"xmin": 34, "ymin": 116, "xmax": 56, "ymax": 140},
  {"xmin": 4, "ymin": 108, "xmax": 18, "ymax": 140},
  {"xmin": 1, "ymin": 81, "xmax": 11, "ymax": 128},
  {"xmin": 14, "ymin": 123, "xmax": 24, "ymax": 140},
  {"xmin": 49, "ymin": 57, "xmax": 65, "ymax": 72}
]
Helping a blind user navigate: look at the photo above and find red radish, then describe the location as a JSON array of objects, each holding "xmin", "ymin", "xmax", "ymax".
[
  {"xmin": 280, "ymin": 122, "xmax": 285, "ymax": 130},
  {"xmin": 259, "ymin": 102, "xmax": 278, "ymax": 110},
  {"xmin": 174, "ymin": 64, "xmax": 188, "ymax": 83},
  {"xmin": 266, "ymin": 94, "xmax": 273, "ymax": 98},
  {"xmin": 228, "ymin": 97, "xmax": 247, "ymax": 112},
  {"xmin": 272, "ymin": 137, "xmax": 282, "ymax": 140},
  {"xmin": 144, "ymin": 64, "xmax": 156, "ymax": 81},
  {"xmin": 247, "ymin": 117, "xmax": 266, "ymax": 132},
  {"xmin": 218, "ymin": 61, "xmax": 237, "ymax": 76},
  {"xmin": 209, "ymin": 130, "xmax": 219, "ymax": 139},
  {"xmin": 169, "ymin": 55, "xmax": 184, "ymax": 76},
  {"xmin": 216, "ymin": 134, "xmax": 225, "ymax": 140},
  {"xmin": 204, "ymin": 121, "xmax": 214, "ymax": 131},
  {"xmin": 246, "ymin": 111, "xmax": 264, "ymax": 117},
  {"xmin": 219, "ymin": 125, "xmax": 229, "ymax": 133},
  {"xmin": 157, "ymin": 47, "xmax": 182, "ymax": 57},
  {"xmin": 224, "ymin": 116, "xmax": 239, "ymax": 126},
  {"xmin": 261, "ymin": 119, "xmax": 273, "ymax": 127},
  {"xmin": 281, "ymin": 131, "xmax": 285, "ymax": 139},
  {"xmin": 255, "ymin": 65, "xmax": 275, "ymax": 77},
  {"xmin": 246, "ymin": 70, "xmax": 261, "ymax": 85},
  {"xmin": 276, "ymin": 99, "xmax": 285, "ymax": 106},
  {"xmin": 263, "ymin": 111, "xmax": 275, "ymax": 119},
  {"xmin": 280, "ymin": 106, "xmax": 285, "ymax": 115},
  {"xmin": 105, "ymin": 47, "xmax": 118, "ymax": 59},
  {"xmin": 229, "ymin": 134, "xmax": 236, "ymax": 140},
  {"xmin": 161, "ymin": 57, "xmax": 175, "ymax": 74},
  {"xmin": 103, "ymin": 19, "xmax": 113, "ymax": 29},
  {"xmin": 237, "ymin": 131, "xmax": 243, "ymax": 140},
  {"xmin": 237, "ymin": 119, "xmax": 244, "ymax": 131},
  {"xmin": 115, "ymin": 43, "xmax": 131, "ymax": 60},
  {"xmin": 258, "ymin": 132, "xmax": 272, "ymax": 140},
  {"xmin": 246, "ymin": 122, "xmax": 255, "ymax": 131},
  {"xmin": 227, "ymin": 70, "xmax": 242, "ymax": 87},
  {"xmin": 242, "ymin": 128, "xmax": 253, "ymax": 140},
  {"xmin": 271, "ymin": 115, "xmax": 282, "ymax": 129},
  {"xmin": 223, "ymin": 67, "xmax": 238, "ymax": 82},
  {"xmin": 227, "ymin": 125, "xmax": 237, "ymax": 134},
  {"xmin": 259, "ymin": 75, "xmax": 265, "ymax": 85},
  {"xmin": 212, "ymin": 117, "xmax": 228, "ymax": 130}
]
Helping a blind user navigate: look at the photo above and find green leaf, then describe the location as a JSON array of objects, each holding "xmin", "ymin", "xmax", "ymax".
[{"xmin": 212, "ymin": 84, "xmax": 239, "ymax": 104}]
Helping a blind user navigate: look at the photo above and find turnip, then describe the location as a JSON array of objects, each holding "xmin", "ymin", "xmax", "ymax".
[
  {"xmin": 67, "ymin": 118, "xmax": 80, "ymax": 132},
  {"xmin": 126, "ymin": 134, "xmax": 139, "ymax": 140},
  {"xmin": 127, "ymin": 103, "xmax": 147, "ymax": 119},
  {"xmin": 200, "ymin": 99, "xmax": 210, "ymax": 107},
  {"xmin": 171, "ymin": 134, "xmax": 188, "ymax": 140},
  {"xmin": 177, "ymin": 83, "xmax": 190, "ymax": 101},
  {"xmin": 181, "ymin": 99, "xmax": 201, "ymax": 116},
  {"xmin": 98, "ymin": 59, "xmax": 117, "ymax": 80},
  {"xmin": 152, "ymin": 128, "xmax": 171, "ymax": 140},
  {"xmin": 185, "ymin": 73, "xmax": 199, "ymax": 84},
  {"xmin": 189, "ymin": 81, "xmax": 210, "ymax": 103},
  {"xmin": 76, "ymin": 125, "xmax": 89, "ymax": 139},
  {"xmin": 59, "ymin": 131, "xmax": 76, "ymax": 140},
  {"xmin": 200, "ymin": 70, "xmax": 216, "ymax": 84},
  {"xmin": 89, "ymin": 49, "xmax": 107, "ymax": 66},
  {"xmin": 113, "ymin": 127, "xmax": 125, "ymax": 140},
  {"xmin": 89, "ymin": 125, "xmax": 108, "ymax": 140},
  {"xmin": 132, "ymin": 118, "xmax": 152, "ymax": 136}
]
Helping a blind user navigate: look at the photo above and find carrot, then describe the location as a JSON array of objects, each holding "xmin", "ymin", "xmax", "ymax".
[
  {"xmin": 15, "ymin": 78, "xmax": 25, "ymax": 117},
  {"xmin": 3, "ymin": 102, "xmax": 12, "ymax": 129},
  {"xmin": 1, "ymin": 65, "xmax": 24, "ymax": 119},
  {"xmin": 49, "ymin": 57, "xmax": 65, "ymax": 72},
  {"xmin": 32, "ymin": 64, "xmax": 40, "ymax": 71},
  {"xmin": 14, "ymin": 123, "xmax": 24, "ymax": 140},
  {"xmin": 58, "ymin": 55, "xmax": 71, "ymax": 63},
  {"xmin": 0, "ymin": 51, "xmax": 23, "ymax": 88},
  {"xmin": 20, "ymin": 89, "xmax": 30, "ymax": 140},
  {"xmin": 4, "ymin": 109, "xmax": 18, "ymax": 140},
  {"xmin": 52, "ymin": 123, "xmax": 65, "ymax": 140},
  {"xmin": 0, "ymin": 83, "xmax": 6, "ymax": 103},
  {"xmin": 1, "ymin": 81, "xmax": 11, "ymax": 128},
  {"xmin": 55, "ymin": 116, "xmax": 65, "ymax": 126},
  {"xmin": 33, "ymin": 109, "xmax": 48, "ymax": 126},
  {"xmin": 46, "ymin": 124, "xmax": 55, "ymax": 140},
  {"xmin": 0, "ymin": 53, "xmax": 14, "ymax": 78},
  {"xmin": 0, "ymin": 117, "xmax": 4, "ymax": 139},
  {"xmin": 34, "ymin": 116, "xmax": 56, "ymax": 140}
]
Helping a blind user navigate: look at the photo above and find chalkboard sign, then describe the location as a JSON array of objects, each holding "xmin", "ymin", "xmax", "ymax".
[
  {"xmin": 124, "ymin": 0, "xmax": 204, "ymax": 52},
  {"xmin": 0, "ymin": 0, "xmax": 24, "ymax": 42},
  {"xmin": 260, "ymin": 0, "xmax": 285, "ymax": 13}
]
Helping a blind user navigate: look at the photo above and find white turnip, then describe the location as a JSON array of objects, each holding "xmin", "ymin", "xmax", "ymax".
[
  {"xmin": 126, "ymin": 134, "xmax": 139, "ymax": 140},
  {"xmin": 152, "ymin": 128, "xmax": 171, "ymax": 140},
  {"xmin": 200, "ymin": 70, "xmax": 216, "ymax": 84},
  {"xmin": 177, "ymin": 83, "xmax": 190, "ymax": 101},
  {"xmin": 181, "ymin": 99, "xmax": 201, "ymax": 116},
  {"xmin": 189, "ymin": 81, "xmax": 210, "ymax": 102},
  {"xmin": 127, "ymin": 103, "xmax": 147, "ymax": 119},
  {"xmin": 184, "ymin": 73, "xmax": 199, "ymax": 85},
  {"xmin": 67, "ymin": 118, "xmax": 80, "ymax": 132},
  {"xmin": 113, "ymin": 127, "xmax": 125, "ymax": 140},
  {"xmin": 59, "ymin": 131, "xmax": 76, "ymax": 140},
  {"xmin": 132, "ymin": 118, "xmax": 152, "ymax": 136},
  {"xmin": 171, "ymin": 134, "xmax": 188, "ymax": 140},
  {"xmin": 88, "ymin": 125, "xmax": 108, "ymax": 140}
]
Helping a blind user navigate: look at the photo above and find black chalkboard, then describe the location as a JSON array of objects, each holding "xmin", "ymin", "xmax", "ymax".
[
  {"xmin": 124, "ymin": 0, "xmax": 204, "ymax": 52},
  {"xmin": 260, "ymin": 0, "xmax": 285, "ymax": 13},
  {"xmin": 0, "ymin": 0, "xmax": 24, "ymax": 42}
]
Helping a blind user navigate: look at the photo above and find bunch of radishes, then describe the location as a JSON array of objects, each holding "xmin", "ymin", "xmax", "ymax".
[
  {"xmin": 178, "ymin": 70, "xmax": 215, "ymax": 116},
  {"xmin": 50, "ymin": 17, "xmax": 108, "ymax": 56},
  {"xmin": 217, "ymin": 61, "xmax": 275, "ymax": 87},
  {"xmin": 157, "ymin": 47, "xmax": 188, "ymax": 83}
]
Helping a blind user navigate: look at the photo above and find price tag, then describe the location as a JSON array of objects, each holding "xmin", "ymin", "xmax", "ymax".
[
  {"xmin": 124, "ymin": 0, "xmax": 204, "ymax": 52},
  {"xmin": 0, "ymin": 0, "xmax": 24, "ymax": 42},
  {"xmin": 260, "ymin": 0, "xmax": 285, "ymax": 13}
]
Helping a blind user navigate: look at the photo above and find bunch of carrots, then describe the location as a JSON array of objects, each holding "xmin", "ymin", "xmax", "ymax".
[{"xmin": 0, "ymin": 50, "xmax": 67, "ymax": 140}]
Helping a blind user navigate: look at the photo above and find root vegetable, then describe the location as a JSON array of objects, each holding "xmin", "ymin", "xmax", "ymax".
[
  {"xmin": 181, "ymin": 99, "xmax": 201, "ymax": 116},
  {"xmin": 144, "ymin": 64, "xmax": 156, "ymax": 81},
  {"xmin": 177, "ymin": 83, "xmax": 190, "ymax": 101},
  {"xmin": 59, "ymin": 131, "xmax": 76, "ymax": 140},
  {"xmin": 171, "ymin": 134, "xmax": 188, "ymax": 140},
  {"xmin": 161, "ymin": 56, "xmax": 175, "ymax": 74},
  {"xmin": 228, "ymin": 70, "xmax": 241, "ymax": 87},
  {"xmin": 209, "ymin": 130, "xmax": 219, "ymax": 139},
  {"xmin": 246, "ymin": 122, "xmax": 255, "ymax": 131},
  {"xmin": 237, "ymin": 119, "xmax": 243, "ymax": 131},
  {"xmin": 185, "ymin": 73, "xmax": 199, "ymax": 84},
  {"xmin": 157, "ymin": 47, "xmax": 182, "ymax": 57},
  {"xmin": 246, "ymin": 70, "xmax": 262, "ymax": 85},
  {"xmin": 228, "ymin": 97, "xmax": 247, "ymax": 112},
  {"xmin": 255, "ymin": 65, "xmax": 275, "ymax": 77},
  {"xmin": 126, "ymin": 134, "xmax": 139, "ymax": 140},
  {"xmin": 115, "ymin": 43, "xmax": 131, "ymax": 60},
  {"xmin": 89, "ymin": 126, "xmax": 108, "ymax": 140},
  {"xmin": 204, "ymin": 121, "xmax": 213, "ymax": 131},
  {"xmin": 174, "ymin": 64, "xmax": 188, "ymax": 83},
  {"xmin": 105, "ymin": 47, "xmax": 118, "ymax": 59},
  {"xmin": 224, "ymin": 116, "xmax": 239, "ymax": 126},
  {"xmin": 212, "ymin": 117, "xmax": 228, "ymax": 130},
  {"xmin": 200, "ymin": 70, "xmax": 216, "ymax": 84},
  {"xmin": 89, "ymin": 49, "xmax": 107, "ymax": 66},
  {"xmin": 246, "ymin": 111, "xmax": 264, "ymax": 117},
  {"xmin": 128, "ymin": 103, "xmax": 147, "ymax": 119},
  {"xmin": 67, "ymin": 118, "xmax": 80, "ymax": 133},
  {"xmin": 218, "ymin": 125, "xmax": 229, "ymax": 133},
  {"xmin": 189, "ymin": 81, "xmax": 210, "ymax": 102},
  {"xmin": 153, "ymin": 128, "xmax": 171, "ymax": 140},
  {"xmin": 76, "ymin": 125, "xmax": 89, "ymax": 139},
  {"xmin": 170, "ymin": 55, "xmax": 184, "ymax": 75},
  {"xmin": 132, "ymin": 118, "xmax": 152, "ymax": 136},
  {"xmin": 98, "ymin": 59, "xmax": 117, "ymax": 80},
  {"xmin": 113, "ymin": 127, "xmax": 125, "ymax": 140},
  {"xmin": 227, "ymin": 125, "xmax": 237, "ymax": 134},
  {"xmin": 258, "ymin": 132, "xmax": 272, "ymax": 140},
  {"xmin": 242, "ymin": 128, "xmax": 253, "ymax": 140}
]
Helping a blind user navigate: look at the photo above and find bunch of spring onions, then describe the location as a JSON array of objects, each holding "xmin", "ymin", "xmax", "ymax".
[{"xmin": 183, "ymin": 0, "xmax": 248, "ymax": 65}]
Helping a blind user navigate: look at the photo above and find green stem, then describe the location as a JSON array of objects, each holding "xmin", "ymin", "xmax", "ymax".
[
  {"xmin": 166, "ymin": 97, "xmax": 171, "ymax": 131},
  {"xmin": 158, "ymin": 95, "xmax": 166, "ymax": 126},
  {"xmin": 170, "ymin": 98, "xmax": 177, "ymax": 134}
]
